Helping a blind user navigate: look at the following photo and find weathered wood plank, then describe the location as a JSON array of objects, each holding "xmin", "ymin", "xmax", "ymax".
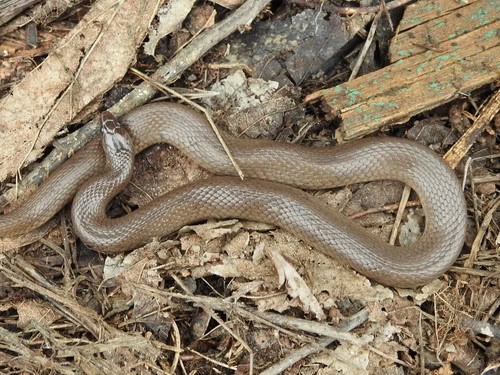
[
  {"xmin": 398, "ymin": 0, "xmax": 481, "ymax": 32},
  {"xmin": 0, "ymin": 0, "xmax": 41, "ymax": 26},
  {"xmin": 391, "ymin": 0, "xmax": 499, "ymax": 62},
  {"xmin": 305, "ymin": 0, "xmax": 499, "ymax": 140}
]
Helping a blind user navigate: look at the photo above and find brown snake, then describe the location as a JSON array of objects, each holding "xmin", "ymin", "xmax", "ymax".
[{"xmin": 0, "ymin": 103, "xmax": 467, "ymax": 287}]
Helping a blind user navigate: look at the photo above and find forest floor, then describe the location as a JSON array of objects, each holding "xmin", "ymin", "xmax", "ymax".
[{"xmin": 0, "ymin": 0, "xmax": 498, "ymax": 374}]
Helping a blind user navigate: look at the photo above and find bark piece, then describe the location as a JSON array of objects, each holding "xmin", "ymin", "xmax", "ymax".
[
  {"xmin": 143, "ymin": 0, "xmax": 195, "ymax": 56},
  {"xmin": 0, "ymin": 0, "xmax": 86, "ymax": 36}
]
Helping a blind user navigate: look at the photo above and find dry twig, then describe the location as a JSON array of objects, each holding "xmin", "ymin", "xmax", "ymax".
[
  {"xmin": 444, "ymin": 89, "xmax": 500, "ymax": 169},
  {"xmin": 130, "ymin": 68, "xmax": 245, "ymax": 178},
  {"xmin": 328, "ymin": 0, "xmax": 413, "ymax": 15}
]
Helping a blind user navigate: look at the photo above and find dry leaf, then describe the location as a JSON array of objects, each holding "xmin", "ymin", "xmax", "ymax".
[
  {"xmin": 103, "ymin": 242, "xmax": 162, "ymax": 296},
  {"xmin": 268, "ymin": 250, "xmax": 326, "ymax": 320},
  {"xmin": 229, "ymin": 280, "xmax": 263, "ymax": 300},
  {"xmin": 144, "ymin": 0, "xmax": 195, "ymax": 56},
  {"xmin": 208, "ymin": 258, "xmax": 273, "ymax": 280},
  {"xmin": 180, "ymin": 219, "xmax": 242, "ymax": 241},
  {"xmin": 222, "ymin": 231, "xmax": 250, "ymax": 257},
  {"xmin": 254, "ymin": 293, "xmax": 290, "ymax": 313},
  {"xmin": 17, "ymin": 300, "xmax": 60, "ymax": 329},
  {"xmin": 0, "ymin": 0, "xmax": 159, "ymax": 180},
  {"xmin": 396, "ymin": 278, "xmax": 446, "ymax": 305},
  {"xmin": 313, "ymin": 344, "xmax": 370, "ymax": 375}
]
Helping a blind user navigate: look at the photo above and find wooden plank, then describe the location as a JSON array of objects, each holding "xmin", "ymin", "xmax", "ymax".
[
  {"xmin": 305, "ymin": 0, "xmax": 499, "ymax": 141},
  {"xmin": 0, "ymin": 0, "xmax": 41, "ymax": 26},
  {"xmin": 391, "ymin": 0, "xmax": 499, "ymax": 62},
  {"xmin": 398, "ymin": 0, "xmax": 481, "ymax": 32}
]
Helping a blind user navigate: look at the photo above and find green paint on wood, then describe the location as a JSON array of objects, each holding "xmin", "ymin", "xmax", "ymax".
[
  {"xmin": 369, "ymin": 102, "xmax": 397, "ymax": 108},
  {"xmin": 422, "ymin": 3, "xmax": 440, "ymax": 12},
  {"xmin": 417, "ymin": 61, "xmax": 428, "ymax": 74},
  {"xmin": 342, "ymin": 88, "xmax": 363, "ymax": 105},
  {"xmin": 403, "ymin": 18, "xmax": 423, "ymax": 26},
  {"xmin": 483, "ymin": 29, "xmax": 497, "ymax": 39},
  {"xmin": 468, "ymin": 8, "xmax": 489, "ymax": 26}
]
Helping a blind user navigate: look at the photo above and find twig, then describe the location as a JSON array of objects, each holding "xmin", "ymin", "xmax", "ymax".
[
  {"xmin": 419, "ymin": 311, "xmax": 425, "ymax": 375},
  {"xmin": 327, "ymin": 0, "xmax": 414, "ymax": 15},
  {"xmin": 460, "ymin": 315, "xmax": 500, "ymax": 338},
  {"xmin": 0, "ymin": 0, "xmax": 41, "ymax": 26},
  {"xmin": 0, "ymin": 0, "xmax": 272, "ymax": 206},
  {"xmin": 368, "ymin": 346, "xmax": 410, "ymax": 367},
  {"xmin": 0, "ymin": 0, "xmax": 85, "ymax": 35},
  {"xmin": 246, "ymin": 308, "xmax": 365, "ymax": 344},
  {"xmin": 348, "ymin": 7, "xmax": 383, "ymax": 81},
  {"xmin": 389, "ymin": 185, "xmax": 411, "ymax": 245},
  {"xmin": 0, "ymin": 327, "xmax": 74, "ymax": 374},
  {"xmin": 259, "ymin": 309, "xmax": 369, "ymax": 375},
  {"xmin": 448, "ymin": 266, "xmax": 500, "ymax": 278},
  {"xmin": 170, "ymin": 320, "xmax": 182, "ymax": 374},
  {"xmin": 172, "ymin": 275, "xmax": 254, "ymax": 375},
  {"xmin": 134, "ymin": 284, "xmax": 365, "ymax": 345},
  {"xmin": 0, "ymin": 254, "xmax": 118, "ymax": 339},
  {"xmin": 484, "ymin": 296, "xmax": 500, "ymax": 324},
  {"xmin": 348, "ymin": 199, "xmax": 420, "ymax": 219},
  {"xmin": 464, "ymin": 196, "xmax": 500, "ymax": 268},
  {"xmin": 444, "ymin": 89, "xmax": 500, "ymax": 169},
  {"xmin": 130, "ymin": 68, "xmax": 244, "ymax": 179},
  {"xmin": 185, "ymin": 348, "xmax": 237, "ymax": 371},
  {"xmin": 135, "ymin": 284, "xmax": 410, "ymax": 369}
]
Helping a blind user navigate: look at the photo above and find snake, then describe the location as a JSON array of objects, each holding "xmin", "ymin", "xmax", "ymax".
[{"xmin": 0, "ymin": 102, "xmax": 467, "ymax": 288}]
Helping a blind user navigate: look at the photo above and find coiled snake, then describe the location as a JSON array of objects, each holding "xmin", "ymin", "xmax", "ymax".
[{"xmin": 0, "ymin": 103, "xmax": 467, "ymax": 288}]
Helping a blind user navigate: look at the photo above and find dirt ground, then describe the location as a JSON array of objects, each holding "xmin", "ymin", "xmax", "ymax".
[{"xmin": 0, "ymin": 0, "xmax": 498, "ymax": 374}]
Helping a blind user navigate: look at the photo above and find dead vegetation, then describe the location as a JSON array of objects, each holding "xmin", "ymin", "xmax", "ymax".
[{"xmin": 0, "ymin": 0, "xmax": 498, "ymax": 374}]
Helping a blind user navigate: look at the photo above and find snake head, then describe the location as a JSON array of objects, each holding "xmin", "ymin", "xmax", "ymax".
[{"xmin": 100, "ymin": 111, "xmax": 134, "ymax": 157}]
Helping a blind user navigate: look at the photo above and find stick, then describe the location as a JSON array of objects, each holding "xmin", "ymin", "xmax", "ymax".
[
  {"xmin": 259, "ymin": 309, "xmax": 369, "ymax": 375},
  {"xmin": 444, "ymin": 89, "xmax": 500, "ymax": 169}
]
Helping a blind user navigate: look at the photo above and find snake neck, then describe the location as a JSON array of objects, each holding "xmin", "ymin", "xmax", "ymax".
[{"xmin": 71, "ymin": 151, "xmax": 134, "ymax": 236}]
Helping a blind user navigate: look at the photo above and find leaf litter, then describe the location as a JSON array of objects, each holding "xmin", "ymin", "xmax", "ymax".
[{"xmin": 0, "ymin": 1, "xmax": 498, "ymax": 374}]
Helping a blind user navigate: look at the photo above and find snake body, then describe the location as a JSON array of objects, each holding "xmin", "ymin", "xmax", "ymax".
[{"xmin": 0, "ymin": 103, "xmax": 467, "ymax": 287}]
